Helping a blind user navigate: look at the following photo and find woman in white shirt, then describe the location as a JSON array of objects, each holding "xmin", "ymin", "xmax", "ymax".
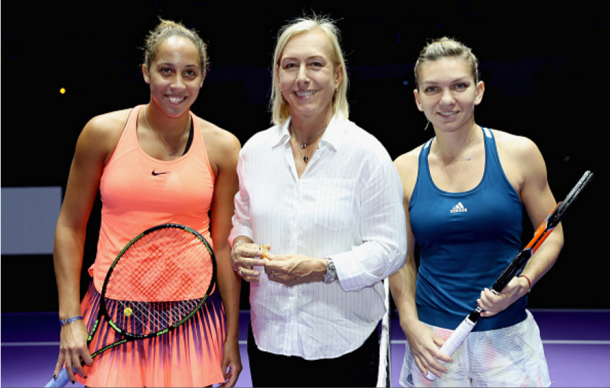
[{"xmin": 229, "ymin": 15, "xmax": 407, "ymax": 387}]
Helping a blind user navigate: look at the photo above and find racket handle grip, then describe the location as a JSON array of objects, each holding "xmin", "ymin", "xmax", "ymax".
[
  {"xmin": 424, "ymin": 317, "xmax": 476, "ymax": 381},
  {"xmin": 45, "ymin": 369, "xmax": 70, "ymax": 387}
]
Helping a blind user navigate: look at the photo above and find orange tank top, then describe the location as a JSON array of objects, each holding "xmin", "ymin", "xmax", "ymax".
[{"xmin": 90, "ymin": 105, "xmax": 215, "ymax": 292}]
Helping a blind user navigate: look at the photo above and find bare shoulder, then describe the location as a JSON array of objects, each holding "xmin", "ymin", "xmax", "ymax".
[
  {"xmin": 492, "ymin": 128, "xmax": 548, "ymax": 194},
  {"xmin": 82, "ymin": 109, "xmax": 131, "ymax": 144},
  {"xmin": 77, "ymin": 108, "xmax": 132, "ymax": 159},
  {"xmin": 395, "ymin": 145, "xmax": 423, "ymax": 170},
  {"xmin": 493, "ymin": 129, "xmax": 540, "ymax": 157},
  {"xmin": 394, "ymin": 143, "xmax": 425, "ymax": 200},
  {"xmin": 197, "ymin": 117, "xmax": 241, "ymax": 172},
  {"xmin": 198, "ymin": 117, "xmax": 241, "ymax": 152}
]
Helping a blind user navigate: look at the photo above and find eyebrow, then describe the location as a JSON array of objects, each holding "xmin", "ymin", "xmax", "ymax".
[
  {"xmin": 421, "ymin": 77, "xmax": 470, "ymax": 85},
  {"xmin": 156, "ymin": 62, "xmax": 200, "ymax": 68},
  {"xmin": 280, "ymin": 55, "xmax": 327, "ymax": 62}
]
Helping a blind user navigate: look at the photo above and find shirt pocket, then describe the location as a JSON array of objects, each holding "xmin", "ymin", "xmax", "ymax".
[{"xmin": 314, "ymin": 179, "xmax": 358, "ymax": 230}]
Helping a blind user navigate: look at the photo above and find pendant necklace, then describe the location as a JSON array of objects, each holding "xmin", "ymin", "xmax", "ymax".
[
  {"xmin": 291, "ymin": 122, "xmax": 326, "ymax": 148},
  {"xmin": 290, "ymin": 123, "xmax": 325, "ymax": 163},
  {"xmin": 144, "ymin": 106, "xmax": 191, "ymax": 157}
]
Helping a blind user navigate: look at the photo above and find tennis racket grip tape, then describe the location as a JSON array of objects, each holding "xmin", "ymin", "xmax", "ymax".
[
  {"xmin": 45, "ymin": 368, "xmax": 71, "ymax": 387},
  {"xmin": 424, "ymin": 317, "xmax": 476, "ymax": 381}
]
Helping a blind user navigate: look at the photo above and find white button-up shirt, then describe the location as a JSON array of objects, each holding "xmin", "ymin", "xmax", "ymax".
[{"xmin": 230, "ymin": 115, "xmax": 406, "ymax": 360}]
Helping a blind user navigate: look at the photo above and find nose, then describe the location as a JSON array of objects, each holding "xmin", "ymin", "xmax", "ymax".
[
  {"xmin": 296, "ymin": 64, "xmax": 310, "ymax": 84},
  {"xmin": 439, "ymin": 88, "xmax": 455, "ymax": 106},
  {"xmin": 170, "ymin": 74, "xmax": 187, "ymax": 91}
]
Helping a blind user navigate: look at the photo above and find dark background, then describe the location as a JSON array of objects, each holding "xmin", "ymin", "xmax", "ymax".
[{"xmin": 2, "ymin": 1, "xmax": 605, "ymax": 312}]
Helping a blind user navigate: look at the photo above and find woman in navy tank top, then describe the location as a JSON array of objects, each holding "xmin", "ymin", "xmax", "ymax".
[{"xmin": 390, "ymin": 38, "xmax": 564, "ymax": 387}]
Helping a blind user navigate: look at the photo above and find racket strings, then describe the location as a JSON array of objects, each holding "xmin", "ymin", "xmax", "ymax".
[
  {"xmin": 103, "ymin": 227, "xmax": 214, "ymax": 335},
  {"xmin": 112, "ymin": 298, "xmax": 204, "ymax": 335}
]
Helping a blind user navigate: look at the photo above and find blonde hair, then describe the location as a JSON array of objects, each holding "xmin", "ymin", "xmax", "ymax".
[
  {"xmin": 143, "ymin": 19, "xmax": 209, "ymax": 73},
  {"xmin": 270, "ymin": 15, "xmax": 349, "ymax": 125},
  {"xmin": 414, "ymin": 37, "xmax": 479, "ymax": 89}
]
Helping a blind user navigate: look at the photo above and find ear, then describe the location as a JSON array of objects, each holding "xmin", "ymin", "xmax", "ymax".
[
  {"xmin": 414, "ymin": 89, "xmax": 424, "ymax": 112},
  {"xmin": 200, "ymin": 70, "xmax": 206, "ymax": 88},
  {"xmin": 142, "ymin": 64, "xmax": 151, "ymax": 85},
  {"xmin": 474, "ymin": 81, "xmax": 485, "ymax": 105},
  {"xmin": 334, "ymin": 64, "xmax": 344, "ymax": 89},
  {"xmin": 275, "ymin": 65, "xmax": 284, "ymax": 96}
]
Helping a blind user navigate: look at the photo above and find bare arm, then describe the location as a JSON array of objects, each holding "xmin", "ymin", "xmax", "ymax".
[
  {"xmin": 389, "ymin": 151, "xmax": 453, "ymax": 379},
  {"xmin": 203, "ymin": 122, "xmax": 243, "ymax": 387},
  {"xmin": 479, "ymin": 135, "xmax": 564, "ymax": 316},
  {"xmin": 52, "ymin": 112, "xmax": 125, "ymax": 382}
]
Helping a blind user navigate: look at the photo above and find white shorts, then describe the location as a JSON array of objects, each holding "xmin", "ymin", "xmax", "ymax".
[{"xmin": 399, "ymin": 310, "xmax": 550, "ymax": 387}]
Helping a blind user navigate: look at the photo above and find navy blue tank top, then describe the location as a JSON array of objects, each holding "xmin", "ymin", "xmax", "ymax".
[{"xmin": 410, "ymin": 127, "xmax": 527, "ymax": 331}]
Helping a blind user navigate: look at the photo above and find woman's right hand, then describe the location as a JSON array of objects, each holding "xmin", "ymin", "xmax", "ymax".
[
  {"xmin": 53, "ymin": 320, "xmax": 93, "ymax": 383},
  {"xmin": 402, "ymin": 319, "xmax": 453, "ymax": 379},
  {"xmin": 231, "ymin": 240, "xmax": 266, "ymax": 283}
]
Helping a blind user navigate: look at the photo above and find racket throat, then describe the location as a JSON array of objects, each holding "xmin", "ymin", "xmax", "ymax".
[{"xmin": 468, "ymin": 308, "xmax": 483, "ymax": 324}]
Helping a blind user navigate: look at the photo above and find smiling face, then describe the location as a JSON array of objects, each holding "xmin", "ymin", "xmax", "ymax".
[
  {"xmin": 143, "ymin": 36, "xmax": 204, "ymax": 119},
  {"xmin": 277, "ymin": 29, "xmax": 343, "ymax": 123},
  {"xmin": 414, "ymin": 57, "xmax": 484, "ymax": 134}
]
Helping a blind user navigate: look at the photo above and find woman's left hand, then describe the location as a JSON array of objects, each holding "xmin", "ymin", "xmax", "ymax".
[
  {"xmin": 263, "ymin": 253, "xmax": 327, "ymax": 286},
  {"xmin": 218, "ymin": 336, "xmax": 242, "ymax": 387},
  {"xmin": 477, "ymin": 276, "xmax": 530, "ymax": 317}
]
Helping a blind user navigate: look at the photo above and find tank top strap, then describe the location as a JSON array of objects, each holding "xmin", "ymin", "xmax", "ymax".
[
  {"xmin": 410, "ymin": 138, "xmax": 434, "ymax": 209},
  {"xmin": 105, "ymin": 105, "xmax": 143, "ymax": 168},
  {"xmin": 481, "ymin": 127, "xmax": 517, "ymax": 195},
  {"xmin": 190, "ymin": 112, "xmax": 216, "ymax": 181}
]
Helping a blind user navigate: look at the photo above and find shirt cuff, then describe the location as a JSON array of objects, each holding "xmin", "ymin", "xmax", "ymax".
[{"xmin": 228, "ymin": 222, "xmax": 254, "ymax": 247}]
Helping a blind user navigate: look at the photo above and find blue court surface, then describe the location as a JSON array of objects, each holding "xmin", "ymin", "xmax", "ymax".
[{"xmin": 2, "ymin": 310, "xmax": 609, "ymax": 387}]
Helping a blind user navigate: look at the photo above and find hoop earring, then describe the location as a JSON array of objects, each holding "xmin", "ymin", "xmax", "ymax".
[{"xmin": 424, "ymin": 121, "xmax": 430, "ymax": 131}]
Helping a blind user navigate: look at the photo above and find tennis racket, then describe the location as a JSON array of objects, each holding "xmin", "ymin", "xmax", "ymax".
[
  {"xmin": 46, "ymin": 223, "xmax": 216, "ymax": 387},
  {"xmin": 425, "ymin": 170, "xmax": 594, "ymax": 381},
  {"xmin": 376, "ymin": 279, "xmax": 393, "ymax": 387}
]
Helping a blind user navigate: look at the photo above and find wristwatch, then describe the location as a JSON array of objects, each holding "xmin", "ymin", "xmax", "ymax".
[{"xmin": 323, "ymin": 258, "xmax": 337, "ymax": 284}]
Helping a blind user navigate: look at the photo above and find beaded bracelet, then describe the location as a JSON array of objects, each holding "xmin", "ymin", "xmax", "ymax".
[{"xmin": 59, "ymin": 316, "xmax": 83, "ymax": 327}]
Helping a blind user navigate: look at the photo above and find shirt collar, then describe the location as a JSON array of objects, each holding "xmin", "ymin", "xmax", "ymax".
[{"xmin": 271, "ymin": 114, "xmax": 347, "ymax": 152}]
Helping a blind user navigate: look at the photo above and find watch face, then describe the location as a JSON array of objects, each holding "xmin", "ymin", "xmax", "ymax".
[{"xmin": 324, "ymin": 258, "xmax": 337, "ymax": 283}]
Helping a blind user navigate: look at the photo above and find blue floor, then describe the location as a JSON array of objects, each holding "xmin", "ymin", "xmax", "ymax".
[{"xmin": 2, "ymin": 310, "xmax": 609, "ymax": 387}]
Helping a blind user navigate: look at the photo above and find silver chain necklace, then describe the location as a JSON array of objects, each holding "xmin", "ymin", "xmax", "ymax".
[
  {"xmin": 291, "ymin": 122, "xmax": 326, "ymax": 149},
  {"xmin": 290, "ymin": 123, "xmax": 324, "ymax": 163},
  {"xmin": 144, "ymin": 106, "xmax": 191, "ymax": 156}
]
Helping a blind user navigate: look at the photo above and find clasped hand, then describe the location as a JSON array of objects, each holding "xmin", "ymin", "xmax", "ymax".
[
  {"xmin": 477, "ymin": 276, "xmax": 530, "ymax": 317},
  {"xmin": 231, "ymin": 243, "xmax": 326, "ymax": 286}
]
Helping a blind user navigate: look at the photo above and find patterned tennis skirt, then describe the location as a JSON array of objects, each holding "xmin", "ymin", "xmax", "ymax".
[
  {"xmin": 74, "ymin": 280, "xmax": 226, "ymax": 387},
  {"xmin": 399, "ymin": 310, "xmax": 550, "ymax": 387}
]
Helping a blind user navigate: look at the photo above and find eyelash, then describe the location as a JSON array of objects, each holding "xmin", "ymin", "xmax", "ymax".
[
  {"xmin": 282, "ymin": 62, "xmax": 324, "ymax": 69},
  {"xmin": 159, "ymin": 68, "xmax": 198, "ymax": 77},
  {"xmin": 425, "ymin": 83, "xmax": 469, "ymax": 93}
]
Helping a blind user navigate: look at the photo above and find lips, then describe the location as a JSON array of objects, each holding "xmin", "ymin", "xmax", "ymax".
[
  {"xmin": 167, "ymin": 95, "xmax": 187, "ymax": 104},
  {"xmin": 438, "ymin": 111, "xmax": 458, "ymax": 117},
  {"xmin": 295, "ymin": 90, "xmax": 317, "ymax": 97}
]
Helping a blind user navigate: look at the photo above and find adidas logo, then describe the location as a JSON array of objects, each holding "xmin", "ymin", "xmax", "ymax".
[
  {"xmin": 406, "ymin": 373, "xmax": 414, "ymax": 386},
  {"xmin": 450, "ymin": 202, "xmax": 468, "ymax": 213}
]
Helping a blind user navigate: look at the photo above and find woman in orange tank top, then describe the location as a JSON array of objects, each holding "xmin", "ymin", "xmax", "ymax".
[{"xmin": 51, "ymin": 19, "xmax": 242, "ymax": 387}]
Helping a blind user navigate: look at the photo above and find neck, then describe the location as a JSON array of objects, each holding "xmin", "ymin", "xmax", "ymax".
[
  {"xmin": 290, "ymin": 107, "xmax": 334, "ymax": 142},
  {"xmin": 433, "ymin": 122, "xmax": 480, "ymax": 162},
  {"xmin": 145, "ymin": 102, "xmax": 191, "ymax": 136}
]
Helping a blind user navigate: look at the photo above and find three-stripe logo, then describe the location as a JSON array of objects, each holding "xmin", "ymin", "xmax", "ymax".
[{"xmin": 450, "ymin": 202, "xmax": 468, "ymax": 213}]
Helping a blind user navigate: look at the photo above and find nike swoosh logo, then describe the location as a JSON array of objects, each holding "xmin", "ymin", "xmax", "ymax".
[{"xmin": 152, "ymin": 170, "xmax": 170, "ymax": 176}]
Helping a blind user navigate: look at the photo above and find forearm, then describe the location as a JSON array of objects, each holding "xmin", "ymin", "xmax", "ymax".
[
  {"xmin": 217, "ymin": 246, "xmax": 242, "ymax": 339},
  {"xmin": 521, "ymin": 224, "xmax": 564, "ymax": 288},
  {"xmin": 332, "ymin": 236, "xmax": 406, "ymax": 291},
  {"xmin": 333, "ymin": 160, "xmax": 407, "ymax": 291},
  {"xmin": 53, "ymin": 224, "xmax": 86, "ymax": 319},
  {"xmin": 389, "ymin": 255, "xmax": 420, "ymax": 330}
]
